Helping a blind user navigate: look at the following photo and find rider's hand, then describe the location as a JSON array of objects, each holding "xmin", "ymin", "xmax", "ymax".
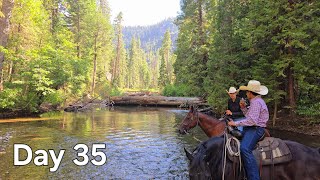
[
  {"xmin": 228, "ymin": 120, "xmax": 237, "ymax": 127},
  {"xmin": 226, "ymin": 110, "xmax": 232, "ymax": 115}
]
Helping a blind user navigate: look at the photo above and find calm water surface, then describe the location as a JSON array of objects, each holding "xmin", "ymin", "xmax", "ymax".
[{"xmin": 0, "ymin": 107, "xmax": 319, "ymax": 179}]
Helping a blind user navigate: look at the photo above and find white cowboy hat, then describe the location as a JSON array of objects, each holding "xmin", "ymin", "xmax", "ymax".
[
  {"xmin": 226, "ymin": 87, "xmax": 238, "ymax": 94},
  {"xmin": 239, "ymin": 80, "xmax": 268, "ymax": 95}
]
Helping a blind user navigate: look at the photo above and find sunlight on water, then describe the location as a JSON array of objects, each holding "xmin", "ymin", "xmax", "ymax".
[
  {"xmin": 0, "ymin": 107, "xmax": 318, "ymax": 179},
  {"xmin": 0, "ymin": 107, "xmax": 204, "ymax": 179}
]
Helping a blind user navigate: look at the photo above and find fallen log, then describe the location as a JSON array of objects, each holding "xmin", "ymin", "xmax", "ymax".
[{"xmin": 110, "ymin": 96, "xmax": 208, "ymax": 107}]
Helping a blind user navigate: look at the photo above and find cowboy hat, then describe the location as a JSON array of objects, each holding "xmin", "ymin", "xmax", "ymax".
[
  {"xmin": 226, "ymin": 87, "xmax": 238, "ymax": 94},
  {"xmin": 239, "ymin": 80, "xmax": 268, "ymax": 95}
]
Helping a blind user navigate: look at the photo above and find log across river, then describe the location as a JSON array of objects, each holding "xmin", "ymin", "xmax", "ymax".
[
  {"xmin": 64, "ymin": 95, "xmax": 208, "ymax": 112},
  {"xmin": 110, "ymin": 96, "xmax": 207, "ymax": 107}
]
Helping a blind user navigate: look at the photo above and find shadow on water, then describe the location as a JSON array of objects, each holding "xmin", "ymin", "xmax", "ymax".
[{"xmin": 0, "ymin": 107, "xmax": 318, "ymax": 179}]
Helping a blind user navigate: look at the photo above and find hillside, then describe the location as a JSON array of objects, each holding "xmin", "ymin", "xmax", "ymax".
[{"xmin": 122, "ymin": 18, "xmax": 178, "ymax": 51}]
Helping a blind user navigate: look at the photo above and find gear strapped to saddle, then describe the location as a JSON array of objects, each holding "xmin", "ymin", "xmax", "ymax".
[{"xmin": 227, "ymin": 136, "xmax": 292, "ymax": 166}]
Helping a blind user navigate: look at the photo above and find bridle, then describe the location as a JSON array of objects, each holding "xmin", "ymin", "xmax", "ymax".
[
  {"xmin": 181, "ymin": 111, "xmax": 226, "ymax": 134},
  {"xmin": 180, "ymin": 111, "xmax": 199, "ymax": 134}
]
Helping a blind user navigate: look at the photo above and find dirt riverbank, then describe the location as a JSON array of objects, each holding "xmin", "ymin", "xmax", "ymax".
[{"xmin": 267, "ymin": 115, "xmax": 320, "ymax": 136}]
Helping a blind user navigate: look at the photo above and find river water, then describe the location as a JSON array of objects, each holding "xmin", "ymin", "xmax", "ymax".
[{"xmin": 0, "ymin": 107, "xmax": 319, "ymax": 179}]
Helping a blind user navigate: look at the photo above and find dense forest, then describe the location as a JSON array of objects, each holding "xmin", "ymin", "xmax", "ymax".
[
  {"xmin": 174, "ymin": 0, "xmax": 320, "ymax": 121},
  {"xmin": 0, "ymin": 0, "xmax": 176, "ymax": 114},
  {"xmin": 0, "ymin": 0, "xmax": 319, "ymax": 122}
]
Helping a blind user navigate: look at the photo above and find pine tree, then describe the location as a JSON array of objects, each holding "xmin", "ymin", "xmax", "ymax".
[
  {"xmin": 174, "ymin": 0, "xmax": 209, "ymax": 96},
  {"xmin": 158, "ymin": 30, "xmax": 174, "ymax": 87},
  {"xmin": 112, "ymin": 12, "xmax": 127, "ymax": 88}
]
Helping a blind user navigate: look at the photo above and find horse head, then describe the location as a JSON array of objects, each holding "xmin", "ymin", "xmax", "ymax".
[
  {"xmin": 185, "ymin": 137, "xmax": 223, "ymax": 180},
  {"xmin": 178, "ymin": 106, "xmax": 199, "ymax": 134}
]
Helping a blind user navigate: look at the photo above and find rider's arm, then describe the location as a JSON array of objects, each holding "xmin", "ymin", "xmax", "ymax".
[{"xmin": 235, "ymin": 100, "xmax": 261, "ymax": 126}]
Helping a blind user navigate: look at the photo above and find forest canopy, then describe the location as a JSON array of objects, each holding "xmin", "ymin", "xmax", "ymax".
[
  {"xmin": 0, "ymin": 0, "xmax": 319, "ymax": 122},
  {"xmin": 174, "ymin": 0, "xmax": 320, "ymax": 119}
]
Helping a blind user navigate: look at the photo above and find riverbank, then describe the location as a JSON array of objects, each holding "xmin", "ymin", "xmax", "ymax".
[{"xmin": 267, "ymin": 115, "xmax": 320, "ymax": 136}]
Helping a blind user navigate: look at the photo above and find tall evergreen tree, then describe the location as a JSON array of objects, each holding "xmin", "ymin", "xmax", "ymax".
[
  {"xmin": 128, "ymin": 37, "xmax": 140, "ymax": 88},
  {"xmin": 112, "ymin": 12, "xmax": 127, "ymax": 88},
  {"xmin": 159, "ymin": 30, "xmax": 174, "ymax": 86},
  {"xmin": 174, "ymin": 0, "xmax": 209, "ymax": 96},
  {"xmin": 204, "ymin": 0, "xmax": 251, "ymax": 111}
]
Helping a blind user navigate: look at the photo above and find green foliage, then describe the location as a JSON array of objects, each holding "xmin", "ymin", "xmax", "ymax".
[
  {"xmin": 297, "ymin": 101, "xmax": 320, "ymax": 117},
  {"xmin": 43, "ymin": 90, "xmax": 65, "ymax": 106},
  {"xmin": 174, "ymin": 0, "xmax": 210, "ymax": 96},
  {"xmin": 110, "ymin": 87, "xmax": 124, "ymax": 97},
  {"xmin": 122, "ymin": 18, "xmax": 178, "ymax": 51},
  {"xmin": 174, "ymin": 0, "xmax": 320, "ymax": 121},
  {"xmin": 162, "ymin": 84, "xmax": 190, "ymax": 97},
  {"xmin": 0, "ymin": 88, "xmax": 21, "ymax": 110}
]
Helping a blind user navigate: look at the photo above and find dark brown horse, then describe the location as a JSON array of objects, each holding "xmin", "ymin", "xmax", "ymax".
[
  {"xmin": 178, "ymin": 106, "xmax": 227, "ymax": 137},
  {"xmin": 185, "ymin": 136, "xmax": 320, "ymax": 180}
]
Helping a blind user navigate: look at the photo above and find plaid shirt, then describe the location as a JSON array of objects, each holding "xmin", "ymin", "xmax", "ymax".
[{"xmin": 235, "ymin": 96, "xmax": 269, "ymax": 127}]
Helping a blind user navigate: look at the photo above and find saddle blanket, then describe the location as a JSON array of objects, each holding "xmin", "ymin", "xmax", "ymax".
[{"xmin": 227, "ymin": 137, "xmax": 292, "ymax": 165}]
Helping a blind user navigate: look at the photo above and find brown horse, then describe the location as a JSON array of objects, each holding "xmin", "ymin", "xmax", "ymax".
[
  {"xmin": 178, "ymin": 106, "xmax": 226, "ymax": 137},
  {"xmin": 185, "ymin": 136, "xmax": 320, "ymax": 180},
  {"xmin": 178, "ymin": 106, "xmax": 270, "ymax": 138}
]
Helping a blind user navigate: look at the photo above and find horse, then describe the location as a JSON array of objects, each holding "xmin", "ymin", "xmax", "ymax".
[
  {"xmin": 178, "ymin": 106, "xmax": 270, "ymax": 138},
  {"xmin": 185, "ymin": 136, "xmax": 320, "ymax": 180},
  {"xmin": 178, "ymin": 106, "xmax": 227, "ymax": 137}
]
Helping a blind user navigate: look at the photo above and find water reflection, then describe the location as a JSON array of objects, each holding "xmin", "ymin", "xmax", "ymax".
[
  {"xmin": 0, "ymin": 107, "xmax": 199, "ymax": 179},
  {"xmin": 0, "ymin": 107, "xmax": 319, "ymax": 179}
]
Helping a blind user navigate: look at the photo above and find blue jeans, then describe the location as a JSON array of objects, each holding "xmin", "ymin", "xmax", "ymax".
[
  {"xmin": 240, "ymin": 126, "xmax": 265, "ymax": 180},
  {"xmin": 234, "ymin": 117, "xmax": 245, "ymax": 131}
]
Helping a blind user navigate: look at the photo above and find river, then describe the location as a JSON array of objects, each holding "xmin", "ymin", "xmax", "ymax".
[{"xmin": 0, "ymin": 107, "xmax": 319, "ymax": 179}]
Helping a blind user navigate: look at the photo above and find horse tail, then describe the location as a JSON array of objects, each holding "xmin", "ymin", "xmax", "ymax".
[{"xmin": 318, "ymin": 147, "xmax": 320, "ymax": 154}]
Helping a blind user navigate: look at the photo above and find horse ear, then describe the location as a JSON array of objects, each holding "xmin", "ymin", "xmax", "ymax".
[
  {"xmin": 184, "ymin": 147, "xmax": 193, "ymax": 161},
  {"xmin": 190, "ymin": 105, "xmax": 194, "ymax": 112}
]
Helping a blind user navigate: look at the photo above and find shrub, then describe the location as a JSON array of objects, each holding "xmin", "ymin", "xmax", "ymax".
[
  {"xmin": 162, "ymin": 84, "xmax": 190, "ymax": 96},
  {"xmin": 0, "ymin": 88, "xmax": 21, "ymax": 110},
  {"xmin": 43, "ymin": 90, "xmax": 65, "ymax": 106}
]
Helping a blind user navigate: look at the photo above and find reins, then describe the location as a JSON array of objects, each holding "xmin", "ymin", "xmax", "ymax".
[
  {"xmin": 181, "ymin": 110, "xmax": 226, "ymax": 138},
  {"xmin": 180, "ymin": 111, "xmax": 202, "ymax": 142}
]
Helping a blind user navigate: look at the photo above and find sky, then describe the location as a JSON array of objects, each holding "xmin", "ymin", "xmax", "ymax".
[{"xmin": 108, "ymin": 0, "xmax": 181, "ymax": 26}]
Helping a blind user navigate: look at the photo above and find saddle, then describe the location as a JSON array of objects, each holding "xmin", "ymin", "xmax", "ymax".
[{"xmin": 227, "ymin": 136, "xmax": 292, "ymax": 166}]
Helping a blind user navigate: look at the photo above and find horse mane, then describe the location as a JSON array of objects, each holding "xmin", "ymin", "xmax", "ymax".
[
  {"xmin": 198, "ymin": 111, "xmax": 221, "ymax": 122},
  {"xmin": 189, "ymin": 136, "xmax": 225, "ymax": 179}
]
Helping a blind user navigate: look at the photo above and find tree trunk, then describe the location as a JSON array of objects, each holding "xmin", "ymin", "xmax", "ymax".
[
  {"xmin": 113, "ymin": 24, "xmax": 121, "ymax": 85},
  {"xmin": 286, "ymin": 0, "xmax": 296, "ymax": 117},
  {"xmin": 8, "ymin": 59, "xmax": 13, "ymax": 82},
  {"xmin": 287, "ymin": 64, "xmax": 296, "ymax": 116},
  {"xmin": 76, "ymin": 2, "xmax": 80, "ymax": 58},
  {"xmin": 110, "ymin": 96, "xmax": 208, "ymax": 107},
  {"xmin": 0, "ymin": 0, "xmax": 15, "ymax": 91},
  {"xmin": 272, "ymin": 101, "xmax": 278, "ymax": 127},
  {"xmin": 91, "ymin": 35, "xmax": 97, "ymax": 95}
]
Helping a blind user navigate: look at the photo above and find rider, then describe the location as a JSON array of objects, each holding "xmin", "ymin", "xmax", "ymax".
[
  {"xmin": 228, "ymin": 80, "xmax": 269, "ymax": 180},
  {"xmin": 225, "ymin": 87, "xmax": 245, "ymax": 131}
]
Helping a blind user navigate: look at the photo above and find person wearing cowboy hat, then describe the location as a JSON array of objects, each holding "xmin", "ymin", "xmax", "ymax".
[
  {"xmin": 225, "ymin": 87, "xmax": 246, "ymax": 131},
  {"xmin": 228, "ymin": 80, "xmax": 269, "ymax": 180}
]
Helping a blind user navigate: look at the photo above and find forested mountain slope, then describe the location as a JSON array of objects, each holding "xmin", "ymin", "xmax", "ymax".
[{"xmin": 123, "ymin": 18, "xmax": 178, "ymax": 50}]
